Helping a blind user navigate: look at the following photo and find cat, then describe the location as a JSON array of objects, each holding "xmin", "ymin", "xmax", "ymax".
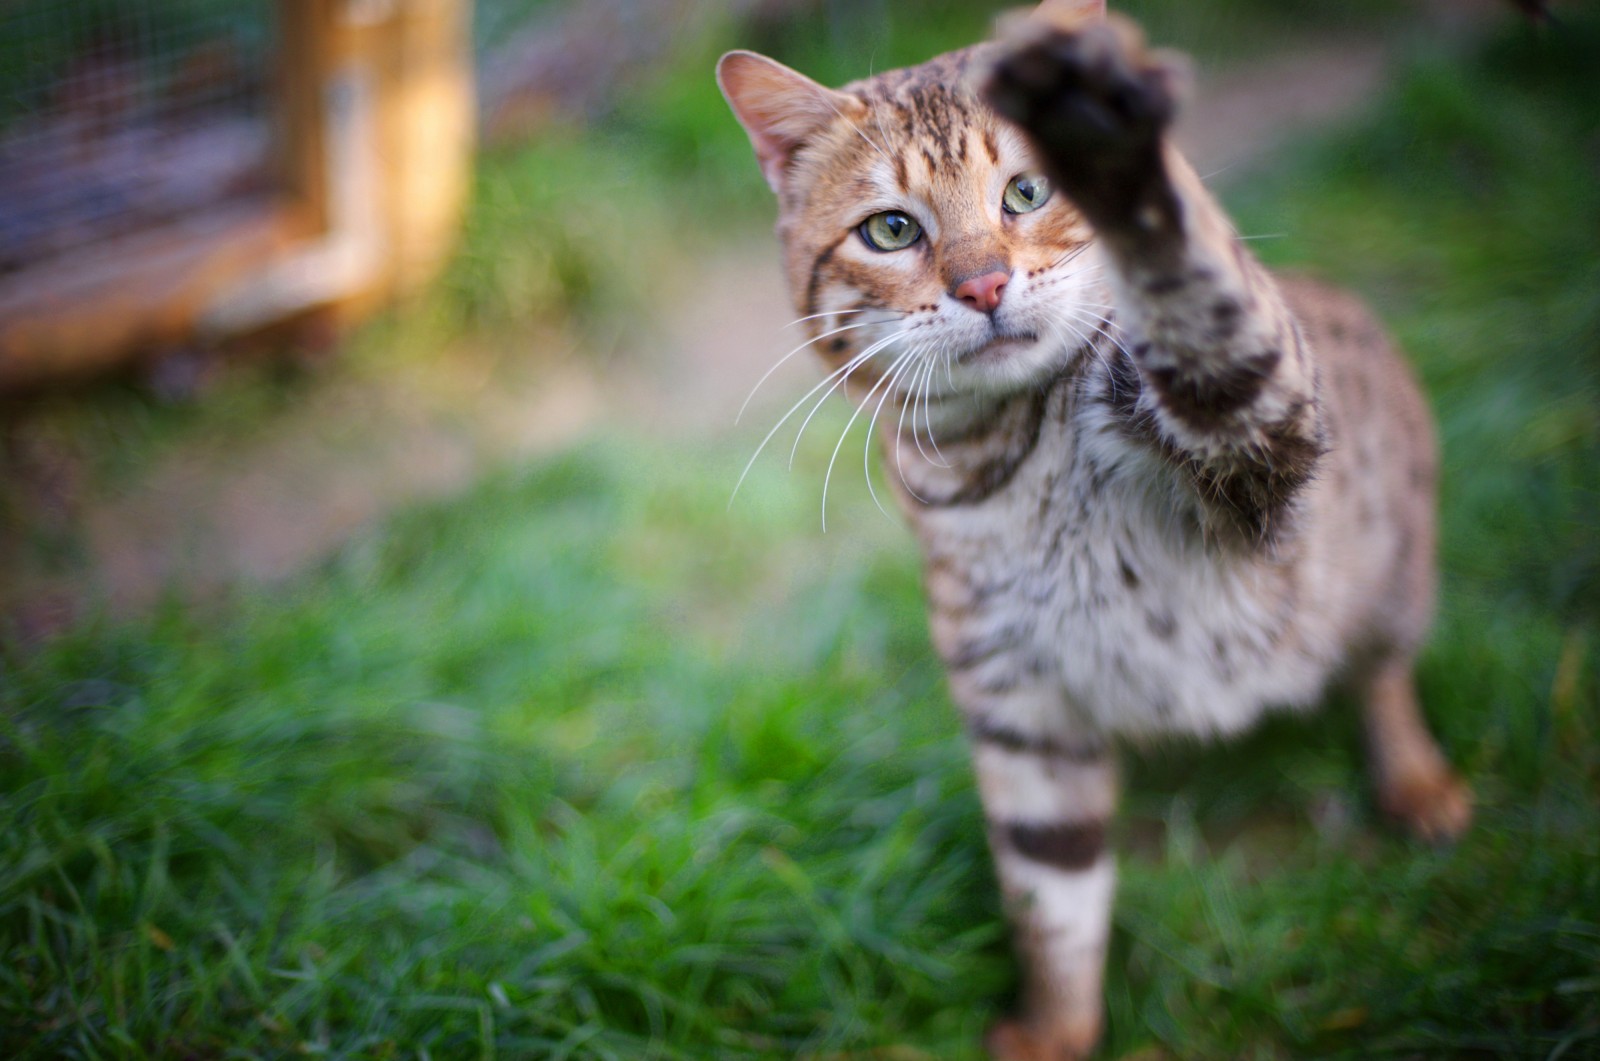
[{"xmin": 718, "ymin": 1, "xmax": 1471, "ymax": 1056}]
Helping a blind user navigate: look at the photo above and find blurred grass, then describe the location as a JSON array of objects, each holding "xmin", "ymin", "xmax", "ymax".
[{"xmin": 4, "ymin": 7, "xmax": 1600, "ymax": 1061}]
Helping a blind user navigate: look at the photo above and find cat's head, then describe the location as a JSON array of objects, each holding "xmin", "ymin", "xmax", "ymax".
[{"xmin": 719, "ymin": 0, "xmax": 1108, "ymax": 406}]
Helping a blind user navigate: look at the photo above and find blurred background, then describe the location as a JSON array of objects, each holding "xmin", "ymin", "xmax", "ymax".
[{"xmin": 1, "ymin": 0, "xmax": 1596, "ymax": 1057}]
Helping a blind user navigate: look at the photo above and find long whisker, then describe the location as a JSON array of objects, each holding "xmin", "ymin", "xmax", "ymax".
[
  {"xmin": 1033, "ymin": 261, "xmax": 1105, "ymax": 293},
  {"xmin": 788, "ymin": 332, "xmax": 904, "ymax": 468},
  {"xmin": 1060, "ymin": 302, "xmax": 1118, "ymax": 336},
  {"xmin": 783, "ymin": 308, "xmax": 880, "ymax": 329},
  {"xmin": 910, "ymin": 352, "xmax": 946, "ymax": 468},
  {"xmin": 902, "ymin": 344, "xmax": 949, "ymax": 470},
  {"xmin": 1052, "ymin": 306, "xmax": 1133, "ymax": 409},
  {"xmin": 728, "ymin": 341, "xmax": 884, "ymax": 508},
  {"xmin": 913, "ymin": 339, "xmax": 953, "ymax": 467},
  {"xmin": 923, "ymin": 350, "xmax": 952, "ymax": 466},
  {"xmin": 862, "ymin": 347, "xmax": 922, "ymax": 518},
  {"xmin": 1062, "ymin": 305, "xmax": 1133, "ymax": 362},
  {"xmin": 1059, "ymin": 315, "xmax": 1128, "ymax": 402},
  {"xmin": 822, "ymin": 339, "xmax": 911, "ymax": 531},
  {"xmin": 892, "ymin": 346, "xmax": 932, "ymax": 502},
  {"xmin": 1050, "ymin": 241, "xmax": 1096, "ymax": 271},
  {"xmin": 736, "ymin": 319, "xmax": 885, "ymax": 425},
  {"xmin": 1049, "ymin": 313, "xmax": 1105, "ymax": 392}
]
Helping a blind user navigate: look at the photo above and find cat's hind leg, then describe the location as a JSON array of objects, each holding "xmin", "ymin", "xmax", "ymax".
[{"xmin": 1359, "ymin": 659, "xmax": 1472, "ymax": 843}]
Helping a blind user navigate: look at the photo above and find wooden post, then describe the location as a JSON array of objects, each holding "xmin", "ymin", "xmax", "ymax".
[
  {"xmin": 0, "ymin": 0, "xmax": 476, "ymax": 391},
  {"xmin": 376, "ymin": 0, "xmax": 476, "ymax": 298},
  {"xmin": 276, "ymin": 0, "xmax": 338, "ymax": 237},
  {"xmin": 208, "ymin": 0, "xmax": 476, "ymax": 329}
]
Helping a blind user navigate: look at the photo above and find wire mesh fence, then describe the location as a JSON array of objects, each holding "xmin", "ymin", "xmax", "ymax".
[{"xmin": 0, "ymin": 0, "xmax": 277, "ymax": 276}]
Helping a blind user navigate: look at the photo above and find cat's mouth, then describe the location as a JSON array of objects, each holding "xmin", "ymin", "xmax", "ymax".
[{"xmin": 959, "ymin": 331, "xmax": 1040, "ymax": 365}]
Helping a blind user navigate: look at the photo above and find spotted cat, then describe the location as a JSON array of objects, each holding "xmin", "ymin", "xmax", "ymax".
[{"xmin": 718, "ymin": 1, "xmax": 1470, "ymax": 1056}]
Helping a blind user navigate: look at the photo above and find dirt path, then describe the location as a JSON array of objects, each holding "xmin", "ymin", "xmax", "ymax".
[{"xmin": 0, "ymin": 20, "xmax": 1491, "ymax": 636}]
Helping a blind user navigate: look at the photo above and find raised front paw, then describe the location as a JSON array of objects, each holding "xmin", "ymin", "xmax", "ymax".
[
  {"xmin": 979, "ymin": 17, "xmax": 1188, "ymax": 231},
  {"xmin": 982, "ymin": 16, "xmax": 1183, "ymax": 162}
]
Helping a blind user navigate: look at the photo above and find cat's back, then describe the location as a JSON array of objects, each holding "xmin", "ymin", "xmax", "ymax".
[{"xmin": 1276, "ymin": 273, "xmax": 1439, "ymax": 658}]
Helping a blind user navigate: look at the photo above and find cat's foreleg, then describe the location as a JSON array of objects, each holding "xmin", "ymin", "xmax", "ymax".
[
  {"xmin": 959, "ymin": 687, "xmax": 1117, "ymax": 1060},
  {"xmin": 982, "ymin": 18, "xmax": 1324, "ymax": 544}
]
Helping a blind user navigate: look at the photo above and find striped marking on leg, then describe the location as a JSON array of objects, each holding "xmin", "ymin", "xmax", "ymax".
[
  {"xmin": 970, "ymin": 731, "xmax": 1116, "ymax": 825},
  {"xmin": 1005, "ymin": 819, "xmax": 1107, "ymax": 871}
]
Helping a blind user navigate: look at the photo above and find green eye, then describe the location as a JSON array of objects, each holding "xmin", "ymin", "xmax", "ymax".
[
  {"xmin": 1002, "ymin": 173, "xmax": 1051, "ymax": 215},
  {"xmin": 859, "ymin": 211, "xmax": 922, "ymax": 251}
]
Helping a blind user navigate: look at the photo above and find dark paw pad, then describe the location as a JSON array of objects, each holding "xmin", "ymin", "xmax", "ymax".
[{"xmin": 982, "ymin": 18, "xmax": 1186, "ymax": 163}]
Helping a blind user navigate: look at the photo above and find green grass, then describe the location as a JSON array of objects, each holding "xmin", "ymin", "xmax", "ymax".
[{"xmin": 4, "ymin": 12, "xmax": 1600, "ymax": 1061}]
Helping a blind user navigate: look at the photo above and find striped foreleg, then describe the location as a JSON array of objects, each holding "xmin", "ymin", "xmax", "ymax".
[
  {"xmin": 966, "ymin": 705, "xmax": 1116, "ymax": 1061},
  {"xmin": 982, "ymin": 18, "xmax": 1324, "ymax": 546}
]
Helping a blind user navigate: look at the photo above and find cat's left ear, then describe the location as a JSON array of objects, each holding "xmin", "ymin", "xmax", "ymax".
[{"xmin": 717, "ymin": 51, "xmax": 863, "ymax": 195}]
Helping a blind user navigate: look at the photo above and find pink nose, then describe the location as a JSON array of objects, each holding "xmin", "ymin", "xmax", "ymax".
[{"xmin": 953, "ymin": 270, "xmax": 1009, "ymax": 313}]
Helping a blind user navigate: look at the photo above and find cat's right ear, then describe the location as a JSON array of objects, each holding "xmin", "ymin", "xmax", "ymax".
[{"xmin": 717, "ymin": 51, "xmax": 860, "ymax": 195}]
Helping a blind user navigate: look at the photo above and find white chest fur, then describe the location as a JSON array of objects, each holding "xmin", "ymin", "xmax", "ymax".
[{"xmin": 909, "ymin": 377, "xmax": 1344, "ymax": 741}]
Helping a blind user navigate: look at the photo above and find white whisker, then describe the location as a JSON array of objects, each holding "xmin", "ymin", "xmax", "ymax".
[
  {"xmin": 921, "ymin": 350, "xmax": 952, "ymax": 467},
  {"xmin": 1050, "ymin": 241, "xmax": 1096, "ymax": 271},
  {"xmin": 1077, "ymin": 313, "xmax": 1117, "ymax": 355},
  {"xmin": 728, "ymin": 341, "xmax": 883, "ymax": 509},
  {"xmin": 909, "ymin": 353, "xmax": 940, "ymax": 466},
  {"xmin": 1037, "ymin": 260, "xmax": 1104, "ymax": 289},
  {"xmin": 783, "ymin": 308, "xmax": 880, "ymax": 329},
  {"xmin": 1051, "ymin": 313, "xmax": 1107, "ymax": 392},
  {"xmin": 861, "ymin": 348, "xmax": 921, "ymax": 519},
  {"xmin": 788, "ymin": 331, "xmax": 904, "ymax": 468},
  {"xmin": 892, "ymin": 347, "xmax": 932, "ymax": 503},
  {"xmin": 1062, "ymin": 305, "xmax": 1133, "ymax": 363},
  {"xmin": 736, "ymin": 319, "xmax": 885, "ymax": 425},
  {"xmin": 822, "ymin": 339, "xmax": 911, "ymax": 531}
]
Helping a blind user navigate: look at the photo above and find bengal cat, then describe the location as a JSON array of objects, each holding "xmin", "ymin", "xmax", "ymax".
[{"xmin": 718, "ymin": 1, "xmax": 1471, "ymax": 1055}]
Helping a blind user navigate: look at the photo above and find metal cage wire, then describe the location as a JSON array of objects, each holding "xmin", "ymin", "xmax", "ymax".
[{"xmin": 0, "ymin": 0, "xmax": 277, "ymax": 275}]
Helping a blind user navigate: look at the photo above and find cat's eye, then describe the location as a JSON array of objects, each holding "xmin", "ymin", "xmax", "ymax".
[
  {"xmin": 859, "ymin": 211, "xmax": 922, "ymax": 252},
  {"xmin": 1002, "ymin": 173, "xmax": 1052, "ymax": 215}
]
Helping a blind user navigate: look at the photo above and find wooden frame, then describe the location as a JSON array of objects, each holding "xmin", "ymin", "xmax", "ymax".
[{"xmin": 0, "ymin": 0, "xmax": 474, "ymax": 392}]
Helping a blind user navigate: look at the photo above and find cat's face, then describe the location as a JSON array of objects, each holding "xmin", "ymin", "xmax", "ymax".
[{"xmin": 720, "ymin": 40, "xmax": 1106, "ymax": 407}]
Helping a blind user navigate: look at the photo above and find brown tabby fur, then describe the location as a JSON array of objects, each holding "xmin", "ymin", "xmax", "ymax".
[{"xmin": 719, "ymin": 3, "xmax": 1470, "ymax": 1056}]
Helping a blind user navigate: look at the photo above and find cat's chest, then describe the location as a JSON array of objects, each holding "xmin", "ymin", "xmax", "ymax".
[{"xmin": 915, "ymin": 401, "xmax": 1330, "ymax": 737}]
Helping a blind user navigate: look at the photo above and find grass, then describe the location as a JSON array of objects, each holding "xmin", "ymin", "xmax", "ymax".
[{"xmin": 4, "ymin": 9, "xmax": 1600, "ymax": 1061}]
